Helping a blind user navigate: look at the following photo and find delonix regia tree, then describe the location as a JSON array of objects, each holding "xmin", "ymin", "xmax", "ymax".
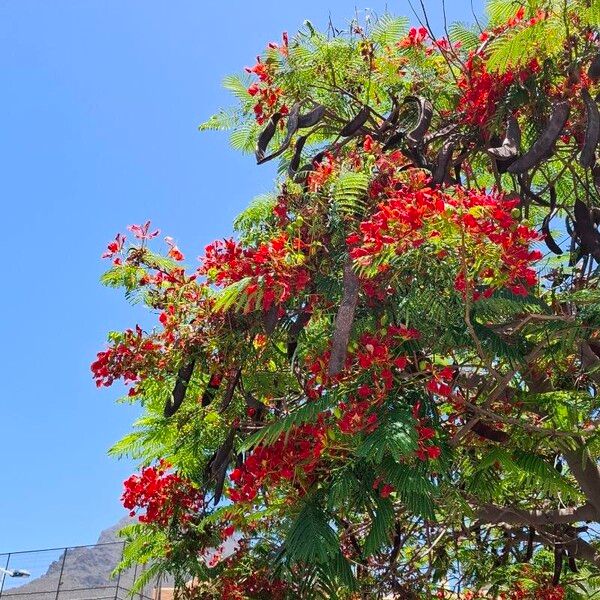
[{"xmin": 93, "ymin": 0, "xmax": 600, "ymax": 597}]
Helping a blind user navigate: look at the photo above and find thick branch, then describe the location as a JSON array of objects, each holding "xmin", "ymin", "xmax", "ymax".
[{"xmin": 477, "ymin": 503, "xmax": 598, "ymax": 527}]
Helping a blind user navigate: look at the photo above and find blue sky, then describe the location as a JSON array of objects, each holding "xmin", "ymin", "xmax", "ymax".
[{"xmin": 0, "ymin": 0, "xmax": 483, "ymax": 553}]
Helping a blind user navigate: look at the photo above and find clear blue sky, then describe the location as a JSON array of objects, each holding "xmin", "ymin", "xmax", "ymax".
[{"xmin": 0, "ymin": 0, "xmax": 483, "ymax": 553}]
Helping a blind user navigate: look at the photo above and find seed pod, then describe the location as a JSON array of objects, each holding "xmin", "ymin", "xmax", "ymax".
[
  {"xmin": 164, "ymin": 358, "xmax": 196, "ymax": 417},
  {"xmin": 287, "ymin": 310, "xmax": 311, "ymax": 361},
  {"xmin": 201, "ymin": 372, "xmax": 223, "ymax": 407},
  {"xmin": 432, "ymin": 136, "xmax": 457, "ymax": 185},
  {"xmin": 339, "ymin": 106, "xmax": 370, "ymax": 137},
  {"xmin": 593, "ymin": 163, "xmax": 600, "ymax": 195},
  {"xmin": 288, "ymin": 135, "xmax": 308, "ymax": 176},
  {"xmin": 209, "ymin": 427, "xmax": 236, "ymax": 505},
  {"xmin": 471, "ymin": 421, "xmax": 510, "ymax": 443},
  {"xmin": 550, "ymin": 185, "xmax": 557, "ymax": 211},
  {"xmin": 542, "ymin": 214, "xmax": 563, "ymax": 255},
  {"xmin": 589, "ymin": 53, "xmax": 600, "ymax": 80},
  {"xmin": 565, "ymin": 215, "xmax": 575, "ymax": 238},
  {"xmin": 553, "ymin": 546, "xmax": 564, "ymax": 585},
  {"xmin": 424, "ymin": 123, "xmax": 459, "ymax": 145},
  {"xmin": 219, "ymin": 367, "xmax": 242, "ymax": 413},
  {"xmin": 257, "ymin": 104, "xmax": 300, "ymax": 165},
  {"xmin": 580, "ymin": 89, "xmax": 600, "ymax": 168},
  {"xmin": 263, "ymin": 303, "xmax": 279, "ymax": 335},
  {"xmin": 328, "ymin": 258, "xmax": 360, "ymax": 376},
  {"xmin": 405, "ymin": 96, "xmax": 433, "ymax": 147},
  {"xmin": 487, "ymin": 115, "xmax": 521, "ymax": 161},
  {"xmin": 567, "ymin": 549, "xmax": 578, "ymax": 573},
  {"xmin": 297, "ymin": 104, "xmax": 326, "ymax": 128},
  {"xmin": 525, "ymin": 527, "xmax": 535, "ymax": 561},
  {"xmin": 383, "ymin": 129, "xmax": 405, "ymax": 151},
  {"xmin": 379, "ymin": 95, "xmax": 401, "ymax": 134},
  {"xmin": 508, "ymin": 101, "xmax": 570, "ymax": 174},
  {"xmin": 255, "ymin": 112, "xmax": 283, "ymax": 163},
  {"xmin": 574, "ymin": 199, "xmax": 600, "ymax": 261}
]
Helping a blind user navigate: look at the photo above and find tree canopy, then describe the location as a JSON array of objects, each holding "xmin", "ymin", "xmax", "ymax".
[{"xmin": 93, "ymin": 0, "xmax": 600, "ymax": 597}]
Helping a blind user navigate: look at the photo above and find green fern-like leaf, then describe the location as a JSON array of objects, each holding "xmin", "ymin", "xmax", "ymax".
[
  {"xmin": 449, "ymin": 22, "xmax": 482, "ymax": 51},
  {"xmin": 332, "ymin": 171, "xmax": 370, "ymax": 219},
  {"xmin": 363, "ymin": 496, "xmax": 395, "ymax": 556},
  {"xmin": 212, "ymin": 277, "xmax": 252, "ymax": 313},
  {"xmin": 285, "ymin": 500, "xmax": 339, "ymax": 564},
  {"xmin": 239, "ymin": 394, "xmax": 336, "ymax": 451},
  {"xmin": 370, "ymin": 15, "xmax": 410, "ymax": 47},
  {"xmin": 222, "ymin": 73, "xmax": 253, "ymax": 101}
]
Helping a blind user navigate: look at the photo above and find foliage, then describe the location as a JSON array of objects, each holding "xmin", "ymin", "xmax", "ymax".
[{"xmin": 94, "ymin": 1, "xmax": 600, "ymax": 598}]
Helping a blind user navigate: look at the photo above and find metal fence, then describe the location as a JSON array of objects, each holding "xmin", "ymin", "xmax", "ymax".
[{"xmin": 0, "ymin": 542, "xmax": 168, "ymax": 600}]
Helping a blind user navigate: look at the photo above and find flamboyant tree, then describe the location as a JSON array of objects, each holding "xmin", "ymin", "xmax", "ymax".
[{"xmin": 94, "ymin": 0, "xmax": 600, "ymax": 597}]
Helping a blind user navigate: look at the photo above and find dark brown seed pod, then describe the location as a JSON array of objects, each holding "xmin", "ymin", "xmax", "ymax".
[
  {"xmin": 379, "ymin": 95, "xmax": 401, "ymax": 134},
  {"xmin": 508, "ymin": 101, "xmax": 570, "ymax": 174},
  {"xmin": 339, "ymin": 106, "xmax": 370, "ymax": 137},
  {"xmin": 471, "ymin": 421, "xmax": 510, "ymax": 443},
  {"xmin": 256, "ymin": 104, "xmax": 300, "ymax": 165},
  {"xmin": 567, "ymin": 549, "xmax": 578, "ymax": 573},
  {"xmin": 287, "ymin": 310, "xmax": 311, "ymax": 361},
  {"xmin": 163, "ymin": 358, "xmax": 196, "ymax": 417},
  {"xmin": 542, "ymin": 214, "xmax": 563, "ymax": 255},
  {"xmin": 328, "ymin": 258, "xmax": 360, "ymax": 376},
  {"xmin": 424, "ymin": 123, "xmax": 459, "ymax": 145},
  {"xmin": 589, "ymin": 53, "xmax": 600, "ymax": 80},
  {"xmin": 219, "ymin": 368, "xmax": 242, "ymax": 413},
  {"xmin": 553, "ymin": 545, "xmax": 563, "ymax": 585},
  {"xmin": 550, "ymin": 185, "xmax": 556, "ymax": 211},
  {"xmin": 593, "ymin": 163, "xmax": 600, "ymax": 195},
  {"xmin": 288, "ymin": 135, "xmax": 308, "ymax": 176},
  {"xmin": 297, "ymin": 104, "xmax": 326, "ymax": 128},
  {"xmin": 263, "ymin": 304, "xmax": 279, "ymax": 335},
  {"xmin": 525, "ymin": 527, "xmax": 535, "ymax": 561},
  {"xmin": 580, "ymin": 89, "xmax": 600, "ymax": 168},
  {"xmin": 565, "ymin": 215, "xmax": 575, "ymax": 238},
  {"xmin": 432, "ymin": 136, "xmax": 457, "ymax": 185},
  {"xmin": 209, "ymin": 427, "xmax": 236, "ymax": 505},
  {"xmin": 405, "ymin": 96, "xmax": 433, "ymax": 147},
  {"xmin": 383, "ymin": 129, "xmax": 404, "ymax": 151},
  {"xmin": 487, "ymin": 115, "xmax": 521, "ymax": 161},
  {"xmin": 201, "ymin": 372, "xmax": 223, "ymax": 407},
  {"xmin": 574, "ymin": 199, "xmax": 600, "ymax": 261},
  {"xmin": 255, "ymin": 112, "xmax": 283, "ymax": 163}
]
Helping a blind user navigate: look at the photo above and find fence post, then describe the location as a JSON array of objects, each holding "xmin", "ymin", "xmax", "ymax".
[
  {"xmin": 113, "ymin": 542, "xmax": 124, "ymax": 600},
  {"xmin": 137, "ymin": 563, "xmax": 145, "ymax": 600},
  {"xmin": 54, "ymin": 548, "xmax": 68, "ymax": 600},
  {"xmin": 0, "ymin": 553, "xmax": 10, "ymax": 598}
]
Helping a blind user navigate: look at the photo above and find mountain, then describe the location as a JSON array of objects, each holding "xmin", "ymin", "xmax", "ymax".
[{"xmin": 0, "ymin": 517, "xmax": 159, "ymax": 600}]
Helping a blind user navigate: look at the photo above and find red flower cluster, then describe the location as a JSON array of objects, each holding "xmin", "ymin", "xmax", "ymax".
[
  {"xmin": 228, "ymin": 421, "xmax": 327, "ymax": 503},
  {"xmin": 307, "ymin": 152, "xmax": 336, "ymax": 192},
  {"xmin": 457, "ymin": 53, "xmax": 539, "ymax": 127},
  {"xmin": 499, "ymin": 583, "xmax": 565, "ymax": 600},
  {"xmin": 426, "ymin": 366, "xmax": 455, "ymax": 398},
  {"xmin": 122, "ymin": 462, "xmax": 203, "ymax": 527},
  {"xmin": 413, "ymin": 403, "xmax": 441, "ymax": 461},
  {"xmin": 398, "ymin": 26, "xmax": 429, "ymax": 49},
  {"xmin": 199, "ymin": 234, "xmax": 311, "ymax": 311},
  {"xmin": 338, "ymin": 397, "xmax": 378, "ymax": 435},
  {"xmin": 91, "ymin": 326, "xmax": 162, "ymax": 388},
  {"xmin": 349, "ymin": 186, "xmax": 541, "ymax": 299},
  {"xmin": 101, "ymin": 233, "xmax": 125, "ymax": 262},
  {"xmin": 220, "ymin": 569, "xmax": 288, "ymax": 600},
  {"xmin": 245, "ymin": 35, "xmax": 289, "ymax": 125}
]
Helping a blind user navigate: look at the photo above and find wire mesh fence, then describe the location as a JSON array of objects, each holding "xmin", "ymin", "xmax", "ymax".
[{"xmin": 0, "ymin": 542, "xmax": 170, "ymax": 600}]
